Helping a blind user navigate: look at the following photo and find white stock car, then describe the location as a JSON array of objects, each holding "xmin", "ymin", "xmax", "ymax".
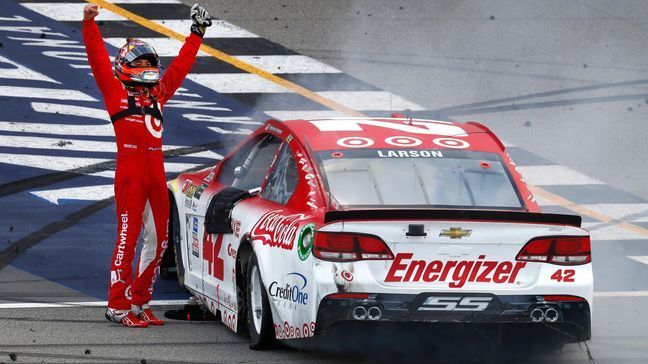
[{"xmin": 165, "ymin": 117, "xmax": 592, "ymax": 351}]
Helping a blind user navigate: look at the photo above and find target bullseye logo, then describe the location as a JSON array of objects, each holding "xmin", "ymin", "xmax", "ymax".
[
  {"xmin": 433, "ymin": 137, "xmax": 470, "ymax": 149},
  {"xmin": 385, "ymin": 136, "xmax": 423, "ymax": 147},
  {"xmin": 337, "ymin": 137, "xmax": 374, "ymax": 148},
  {"xmin": 341, "ymin": 270, "xmax": 354, "ymax": 282},
  {"xmin": 145, "ymin": 115, "xmax": 163, "ymax": 139}
]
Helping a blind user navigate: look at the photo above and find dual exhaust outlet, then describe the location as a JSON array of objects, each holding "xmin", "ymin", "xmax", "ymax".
[
  {"xmin": 530, "ymin": 306, "xmax": 560, "ymax": 323},
  {"xmin": 352, "ymin": 305, "xmax": 382, "ymax": 320}
]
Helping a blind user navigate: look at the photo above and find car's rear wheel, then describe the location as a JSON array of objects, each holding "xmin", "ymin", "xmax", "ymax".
[{"xmin": 246, "ymin": 252, "xmax": 274, "ymax": 349}]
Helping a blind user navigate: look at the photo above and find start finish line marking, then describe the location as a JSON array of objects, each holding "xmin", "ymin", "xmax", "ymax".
[{"xmin": 0, "ymin": 299, "xmax": 193, "ymax": 309}]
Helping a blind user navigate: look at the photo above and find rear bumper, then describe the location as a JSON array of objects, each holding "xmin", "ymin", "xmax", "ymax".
[{"xmin": 315, "ymin": 293, "xmax": 591, "ymax": 342}]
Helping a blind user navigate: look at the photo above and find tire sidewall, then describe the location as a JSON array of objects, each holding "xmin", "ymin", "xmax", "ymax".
[{"xmin": 246, "ymin": 252, "xmax": 273, "ymax": 349}]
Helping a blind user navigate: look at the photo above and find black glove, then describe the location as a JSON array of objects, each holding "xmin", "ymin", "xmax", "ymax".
[{"xmin": 190, "ymin": 4, "xmax": 212, "ymax": 37}]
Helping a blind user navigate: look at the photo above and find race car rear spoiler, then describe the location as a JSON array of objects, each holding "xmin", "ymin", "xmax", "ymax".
[{"xmin": 324, "ymin": 209, "xmax": 582, "ymax": 227}]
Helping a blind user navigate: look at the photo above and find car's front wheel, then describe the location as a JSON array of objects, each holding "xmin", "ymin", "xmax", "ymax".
[{"xmin": 246, "ymin": 252, "xmax": 274, "ymax": 349}]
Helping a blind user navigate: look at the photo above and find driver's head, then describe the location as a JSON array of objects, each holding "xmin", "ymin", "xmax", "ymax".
[{"xmin": 114, "ymin": 38, "xmax": 160, "ymax": 87}]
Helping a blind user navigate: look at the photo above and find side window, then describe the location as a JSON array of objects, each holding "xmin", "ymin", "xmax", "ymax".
[
  {"xmin": 261, "ymin": 143, "xmax": 299, "ymax": 205},
  {"xmin": 218, "ymin": 134, "xmax": 282, "ymax": 189},
  {"xmin": 231, "ymin": 135, "xmax": 282, "ymax": 191}
]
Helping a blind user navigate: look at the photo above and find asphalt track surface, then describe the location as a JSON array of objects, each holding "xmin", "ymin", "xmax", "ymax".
[{"xmin": 0, "ymin": 0, "xmax": 647, "ymax": 363}]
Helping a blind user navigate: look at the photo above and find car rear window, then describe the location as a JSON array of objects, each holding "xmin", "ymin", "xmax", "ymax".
[{"xmin": 315, "ymin": 149, "xmax": 524, "ymax": 210}]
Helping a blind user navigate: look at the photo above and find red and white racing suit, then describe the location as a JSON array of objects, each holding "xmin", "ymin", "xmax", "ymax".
[{"xmin": 83, "ymin": 19, "xmax": 202, "ymax": 310}]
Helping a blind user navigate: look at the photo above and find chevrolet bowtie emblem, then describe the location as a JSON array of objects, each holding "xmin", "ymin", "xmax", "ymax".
[{"xmin": 439, "ymin": 227, "xmax": 472, "ymax": 239}]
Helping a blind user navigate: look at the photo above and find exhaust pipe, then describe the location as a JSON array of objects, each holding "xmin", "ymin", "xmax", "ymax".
[
  {"xmin": 367, "ymin": 306, "xmax": 382, "ymax": 320},
  {"xmin": 352, "ymin": 306, "xmax": 367, "ymax": 320},
  {"xmin": 544, "ymin": 308, "xmax": 559, "ymax": 322},
  {"xmin": 530, "ymin": 308, "xmax": 545, "ymax": 322}
]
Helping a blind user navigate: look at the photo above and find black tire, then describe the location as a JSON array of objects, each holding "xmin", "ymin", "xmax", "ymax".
[
  {"xmin": 169, "ymin": 197, "xmax": 185, "ymax": 288},
  {"xmin": 246, "ymin": 252, "xmax": 274, "ymax": 349}
]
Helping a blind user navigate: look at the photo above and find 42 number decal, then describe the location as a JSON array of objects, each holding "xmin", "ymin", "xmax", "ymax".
[
  {"xmin": 204, "ymin": 232, "xmax": 224, "ymax": 281},
  {"xmin": 550, "ymin": 269, "xmax": 575, "ymax": 282}
]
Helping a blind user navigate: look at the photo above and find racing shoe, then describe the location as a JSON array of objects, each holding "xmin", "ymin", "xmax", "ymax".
[
  {"xmin": 105, "ymin": 308, "xmax": 149, "ymax": 328},
  {"xmin": 133, "ymin": 303, "xmax": 164, "ymax": 325}
]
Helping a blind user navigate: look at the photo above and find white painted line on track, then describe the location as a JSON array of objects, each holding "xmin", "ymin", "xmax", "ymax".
[
  {"xmin": 0, "ymin": 86, "xmax": 97, "ymax": 101},
  {"xmin": 594, "ymin": 291, "xmax": 648, "ymax": 298},
  {"xmin": 234, "ymin": 55, "xmax": 341, "ymax": 74},
  {"xmin": 264, "ymin": 110, "xmax": 348, "ymax": 120},
  {"xmin": 516, "ymin": 165, "xmax": 605, "ymax": 186},
  {"xmin": 582, "ymin": 223, "xmax": 647, "ymax": 241},
  {"xmin": 112, "ymin": 0, "xmax": 182, "ymax": 3},
  {"xmin": 0, "ymin": 55, "xmax": 59, "ymax": 84},
  {"xmin": 32, "ymin": 102, "xmax": 110, "ymax": 122},
  {"xmin": 0, "ymin": 121, "xmax": 115, "ymax": 137},
  {"xmin": 0, "ymin": 299, "xmax": 192, "ymax": 309},
  {"xmin": 581, "ymin": 204, "xmax": 648, "ymax": 222},
  {"xmin": 186, "ymin": 73, "xmax": 287, "ymax": 93},
  {"xmin": 21, "ymin": 3, "xmax": 126, "ymax": 21},
  {"xmin": 31, "ymin": 184, "xmax": 114, "ymax": 205},
  {"xmin": 316, "ymin": 91, "xmax": 426, "ymax": 111},
  {"xmin": 104, "ymin": 38, "xmax": 210, "ymax": 57},
  {"xmin": 0, "ymin": 154, "xmax": 110, "ymax": 171},
  {"xmin": 0, "ymin": 135, "xmax": 188, "ymax": 154},
  {"xmin": 152, "ymin": 19, "xmax": 259, "ymax": 38},
  {"xmin": 628, "ymin": 256, "xmax": 648, "ymax": 265}
]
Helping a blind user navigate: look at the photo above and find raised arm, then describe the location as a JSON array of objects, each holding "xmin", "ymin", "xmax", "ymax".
[
  {"xmin": 156, "ymin": 4, "xmax": 212, "ymax": 104},
  {"xmin": 82, "ymin": 4, "xmax": 119, "ymax": 100}
]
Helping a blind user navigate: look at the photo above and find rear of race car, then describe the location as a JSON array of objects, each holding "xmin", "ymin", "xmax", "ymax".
[
  {"xmin": 307, "ymin": 145, "xmax": 592, "ymax": 344},
  {"xmin": 311, "ymin": 211, "xmax": 592, "ymax": 344}
]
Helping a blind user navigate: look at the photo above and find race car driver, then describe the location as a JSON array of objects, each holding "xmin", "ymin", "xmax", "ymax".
[{"xmin": 82, "ymin": 3, "xmax": 212, "ymax": 327}]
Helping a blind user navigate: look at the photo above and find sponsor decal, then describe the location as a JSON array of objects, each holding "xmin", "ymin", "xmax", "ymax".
[
  {"xmin": 110, "ymin": 269, "xmax": 125, "ymax": 286},
  {"xmin": 439, "ymin": 227, "xmax": 472, "ymax": 239},
  {"xmin": 265, "ymin": 124, "xmax": 283, "ymax": 134},
  {"xmin": 337, "ymin": 136, "xmax": 374, "ymax": 148},
  {"xmin": 268, "ymin": 272, "xmax": 309, "ymax": 307},
  {"xmin": 123, "ymin": 143, "xmax": 138, "ymax": 149},
  {"xmin": 194, "ymin": 183, "xmax": 208, "ymax": 199},
  {"xmin": 377, "ymin": 149, "xmax": 444, "ymax": 158},
  {"xmin": 184, "ymin": 196, "xmax": 192, "ymax": 208},
  {"xmin": 181, "ymin": 180, "xmax": 192, "ymax": 194},
  {"xmin": 418, "ymin": 296, "xmax": 493, "ymax": 311},
  {"xmin": 192, "ymin": 216, "xmax": 199, "ymax": 235},
  {"xmin": 114, "ymin": 213, "xmax": 128, "ymax": 267},
  {"xmin": 384, "ymin": 135, "xmax": 423, "ymax": 147},
  {"xmin": 274, "ymin": 321, "xmax": 316, "ymax": 339},
  {"xmin": 185, "ymin": 185, "xmax": 198, "ymax": 198},
  {"xmin": 297, "ymin": 224, "xmax": 315, "ymax": 261},
  {"xmin": 227, "ymin": 243, "xmax": 237, "ymax": 259},
  {"xmin": 125, "ymin": 285, "xmax": 132, "ymax": 300},
  {"xmin": 333, "ymin": 263, "xmax": 354, "ymax": 292},
  {"xmin": 295, "ymin": 151, "xmax": 319, "ymax": 209},
  {"xmin": 385, "ymin": 253, "xmax": 526, "ymax": 288},
  {"xmin": 433, "ymin": 137, "xmax": 470, "ymax": 149},
  {"xmin": 231, "ymin": 219, "xmax": 241, "ymax": 238},
  {"xmin": 204, "ymin": 171, "xmax": 215, "ymax": 183},
  {"xmin": 251, "ymin": 210, "xmax": 308, "ymax": 250},
  {"xmin": 286, "ymin": 134, "xmax": 294, "ymax": 142},
  {"xmin": 192, "ymin": 236, "xmax": 200, "ymax": 257}
]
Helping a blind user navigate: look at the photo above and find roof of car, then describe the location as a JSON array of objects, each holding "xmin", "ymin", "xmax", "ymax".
[{"xmin": 274, "ymin": 117, "xmax": 506, "ymax": 153}]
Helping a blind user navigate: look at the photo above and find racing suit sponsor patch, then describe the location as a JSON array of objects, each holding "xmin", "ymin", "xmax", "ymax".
[{"xmin": 114, "ymin": 213, "xmax": 128, "ymax": 267}]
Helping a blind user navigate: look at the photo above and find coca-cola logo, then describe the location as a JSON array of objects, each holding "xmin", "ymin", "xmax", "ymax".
[{"xmin": 251, "ymin": 210, "xmax": 307, "ymax": 250}]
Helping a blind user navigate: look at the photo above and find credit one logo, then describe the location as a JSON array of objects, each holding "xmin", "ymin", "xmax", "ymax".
[
  {"xmin": 418, "ymin": 296, "xmax": 493, "ymax": 311},
  {"xmin": 268, "ymin": 272, "xmax": 309, "ymax": 305}
]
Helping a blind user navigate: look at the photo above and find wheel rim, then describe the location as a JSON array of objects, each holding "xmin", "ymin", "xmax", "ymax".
[{"xmin": 250, "ymin": 264, "xmax": 263, "ymax": 333}]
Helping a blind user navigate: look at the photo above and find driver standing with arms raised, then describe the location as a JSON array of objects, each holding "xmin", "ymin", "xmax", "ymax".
[{"xmin": 82, "ymin": 3, "xmax": 212, "ymax": 327}]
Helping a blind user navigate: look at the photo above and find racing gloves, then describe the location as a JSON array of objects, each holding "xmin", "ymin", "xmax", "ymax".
[{"xmin": 190, "ymin": 4, "xmax": 213, "ymax": 37}]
